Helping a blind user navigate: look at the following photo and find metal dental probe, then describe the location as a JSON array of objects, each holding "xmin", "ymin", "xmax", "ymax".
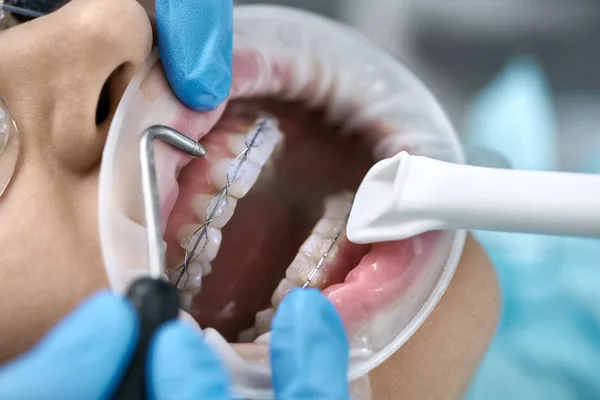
[{"xmin": 112, "ymin": 125, "xmax": 206, "ymax": 400}]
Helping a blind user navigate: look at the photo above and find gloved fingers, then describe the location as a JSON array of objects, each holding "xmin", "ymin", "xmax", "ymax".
[
  {"xmin": 0, "ymin": 290, "xmax": 138, "ymax": 400},
  {"xmin": 156, "ymin": 0, "xmax": 233, "ymax": 111},
  {"xmin": 270, "ymin": 288, "xmax": 350, "ymax": 400},
  {"xmin": 149, "ymin": 320, "xmax": 233, "ymax": 400}
]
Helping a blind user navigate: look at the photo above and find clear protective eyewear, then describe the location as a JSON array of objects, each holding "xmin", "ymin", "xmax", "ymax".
[{"xmin": 0, "ymin": 97, "xmax": 19, "ymax": 200}]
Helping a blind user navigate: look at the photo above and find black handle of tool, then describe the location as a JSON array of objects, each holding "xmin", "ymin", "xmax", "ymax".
[{"xmin": 112, "ymin": 277, "xmax": 180, "ymax": 400}]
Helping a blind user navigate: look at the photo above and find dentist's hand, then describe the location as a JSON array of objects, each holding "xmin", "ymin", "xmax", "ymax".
[
  {"xmin": 154, "ymin": 288, "xmax": 350, "ymax": 399},
  {"xmin": 155, "ymin": 0, "xmax": 233, "ymax": 112},
  {"xmin": 269, "ymin": 289, "xmax": 350, "ymax": 399},
  {"xmin": 0, "ymin": 289, "xmax": 350, "ymax": 399}
]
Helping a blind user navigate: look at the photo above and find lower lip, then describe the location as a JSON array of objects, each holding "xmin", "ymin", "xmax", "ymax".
[{"xmin": 324, "ymin": 232, "xmax": 442, "ymax": 335}]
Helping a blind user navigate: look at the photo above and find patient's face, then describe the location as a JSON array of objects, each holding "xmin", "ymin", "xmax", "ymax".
[
  {"xmin": 0, "ymin": 1, "xmax": 499, "ymax": 398},
  {"xmin": 0, "ymin": 0, "xmax": 152, "ymax": 356}
]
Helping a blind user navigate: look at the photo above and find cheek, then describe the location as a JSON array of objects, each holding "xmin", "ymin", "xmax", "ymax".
[{"xmin": 0, "ymin": 168, "xmax": 108, "ymax": 361}]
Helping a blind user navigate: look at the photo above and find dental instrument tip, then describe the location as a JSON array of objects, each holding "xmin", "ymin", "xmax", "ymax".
[{"xmin": 190, "ymin": 143, "xmax": 206, "ymax": 158}]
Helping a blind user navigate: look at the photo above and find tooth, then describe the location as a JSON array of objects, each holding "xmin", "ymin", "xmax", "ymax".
[
  {"xmin": 179, "ymin": 287, "xmax": 200, "ymax": 311},
  {"xmin": 300, "ymin": 234, "xmax": 340, "ymax": 263},
  {"xmin": 172, "ymin": 261, "xmax": 205, "ymax": 290},
  {"xmin": 255, "ymin": 308, "xmax": 275, "ymax": 336},
  {"xmin": 227, "ymin": 124, "xmax": 282, "ymax": 167},
  {"xmin": 185, "ymin": 272, "xmax": 202, "ymax": 291},
  {"xmin": 211, "ymin": 158, "xmax": 261, "ymax": 199},
  {"xmin": 231, "ymin": 343, "xmax": 270, "ymax": 364},
  {"xmin": 281, "ymin": 192, "xmax": 353, "ymax": 292},
  {"xmin": 201, "ymin": 262, "xmax": 212, "ymax": 277},
  {"xmin": 179, "ymin": 224, "xmax": 222, "ymax": 262},
  {"xmin": 285, "ymin": 252, "xmax": 327, "ymax": 288},
  {"xmin": 271, "ymin": 278, "xmax": 296, "ymax": 309},
  {"xmin": 255, "ymin": 332, "xmax": 271, "ymax": 344},
  {"xmin": 186, "ymin": 261, "xmax": 208, "ymax": 287},
  {"xmin": 237, "ymin": 326, "xmax": 257, "ymax": 343},
  {"xmin": 313, "ymin": 218, "xmax": 344, "ymax": 238},
  {"xmin": 191, "ymin": 193, "xmax": 237, "ymax": 229},
  {"xmin": 323, "ymin": 195, "xmax": 353, "ymax": 220}
]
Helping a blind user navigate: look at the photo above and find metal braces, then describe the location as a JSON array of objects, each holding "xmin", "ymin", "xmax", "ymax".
[{"xmin": 172, "ymin": 117, "xmax": 273, "ymax": 288}]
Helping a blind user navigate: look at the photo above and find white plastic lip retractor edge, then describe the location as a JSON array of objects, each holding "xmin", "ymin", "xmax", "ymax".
[{"xmin": 347, "ymin": 151, "xmax": 600, "ymax": 244}]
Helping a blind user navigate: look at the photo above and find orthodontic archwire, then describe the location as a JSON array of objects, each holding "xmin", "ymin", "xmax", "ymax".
[
  {"xmin": 302, "ymin": 212, "xmax": 350, "ymax": 289},
  {"xmin": 173, "ymin": 117, "xmax": 272, "ymax": 288}
]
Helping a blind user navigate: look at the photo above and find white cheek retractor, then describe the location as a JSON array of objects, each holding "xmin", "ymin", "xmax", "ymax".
[
  {"xmin": 347, "ymin": 151, "xmax": 600, "ymax": 244},
  {"xmin": 100, "ymin": 5, "xmax": 468, "ymax": 399}
]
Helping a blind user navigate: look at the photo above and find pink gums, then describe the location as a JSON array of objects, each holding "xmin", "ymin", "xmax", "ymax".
[
  {"xmin": 157, "ymin": 51, "xmax": 268, "ymax": 227},
  {"xmin": 324, "ymin": 231, "xmax": 442, "ymax": 333}
]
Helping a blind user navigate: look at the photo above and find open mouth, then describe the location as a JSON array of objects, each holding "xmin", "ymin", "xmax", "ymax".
[
  {"xmin": 163, "ymin": 97, "xmax": 440, "ymax": 343},
  {"xmin": 152, "ymin": 44, "xmax": 447, "ymax": 344},
  {"xmin": 100, "ymin": 5, "xmax": 464, "ymax": 379}
]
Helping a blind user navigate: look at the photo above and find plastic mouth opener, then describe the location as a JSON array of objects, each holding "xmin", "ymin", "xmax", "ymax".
[
  {"xmin": 112, "ymin": 125, "xmax": 205, "ymax": 400},
  {"xmin": 347, "ymin": 151, "xmax": 600, "ymax": 244}
]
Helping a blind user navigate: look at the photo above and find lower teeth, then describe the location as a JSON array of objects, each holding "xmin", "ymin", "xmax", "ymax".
[{"xmin": 243, "ymin": 191, "xmax": 356, "ymax": 342}]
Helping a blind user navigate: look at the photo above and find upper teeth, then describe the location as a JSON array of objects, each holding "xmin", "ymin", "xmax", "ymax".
[{"xmin": 169, "ymin": 116, "xmax": 283, "ymax": 296}]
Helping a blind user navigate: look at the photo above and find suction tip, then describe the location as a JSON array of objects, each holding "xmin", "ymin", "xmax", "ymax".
[{"xmin": 347, "ymin": 152, "xmax": 411, "ymax": 244}]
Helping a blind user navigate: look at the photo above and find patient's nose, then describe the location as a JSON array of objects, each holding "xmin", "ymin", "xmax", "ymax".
[{"xmin": 0, "ymin": 0, "xmax": 153, "ymax": 171}]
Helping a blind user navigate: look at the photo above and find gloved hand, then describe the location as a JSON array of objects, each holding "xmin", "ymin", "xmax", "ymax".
[
  {"xmin": 155, "ymin": 0, "xmax": 233, "ymax": 112},
  {"xmin": 0, "ymin": 288, "xmax": 350, "ymax": 399}
]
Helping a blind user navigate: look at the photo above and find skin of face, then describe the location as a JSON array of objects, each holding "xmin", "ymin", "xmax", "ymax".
[{"xmin": 0, "ymin": 0, "xmax": 500, "ymax": 398}]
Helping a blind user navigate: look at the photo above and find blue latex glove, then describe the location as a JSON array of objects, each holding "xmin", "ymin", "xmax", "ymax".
[
  {"xmin": 0, "ymin": 288, "xmax": 349, "ymax": 399},
  {"xmin": 156, "ymin": 0, "xmax": 233, "ymax": 112}
]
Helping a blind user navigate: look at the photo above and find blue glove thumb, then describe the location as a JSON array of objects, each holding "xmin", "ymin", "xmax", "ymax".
[
  {"xmin": 0, "ymin": 290, "xmax": 138, "ymax": 400},
  {"xmin": 271, "ymin": 288, "xmax": 350, "ymax": 399},
  {"xmin": 149, "ymin": 321, "xmax": 232, "ymax": 400},
  {"xmin": 156, "ymin": 0, "xmax": 233, "ymax": 112}
]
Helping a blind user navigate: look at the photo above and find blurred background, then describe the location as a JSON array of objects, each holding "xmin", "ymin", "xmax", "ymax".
[
  {"xmin": 3, "ymin": 1, "xmax": 600, "ymax": 398},
  {"xmin": 232, "ymin": 1, "xmax": 600, "ymax": 399}
]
